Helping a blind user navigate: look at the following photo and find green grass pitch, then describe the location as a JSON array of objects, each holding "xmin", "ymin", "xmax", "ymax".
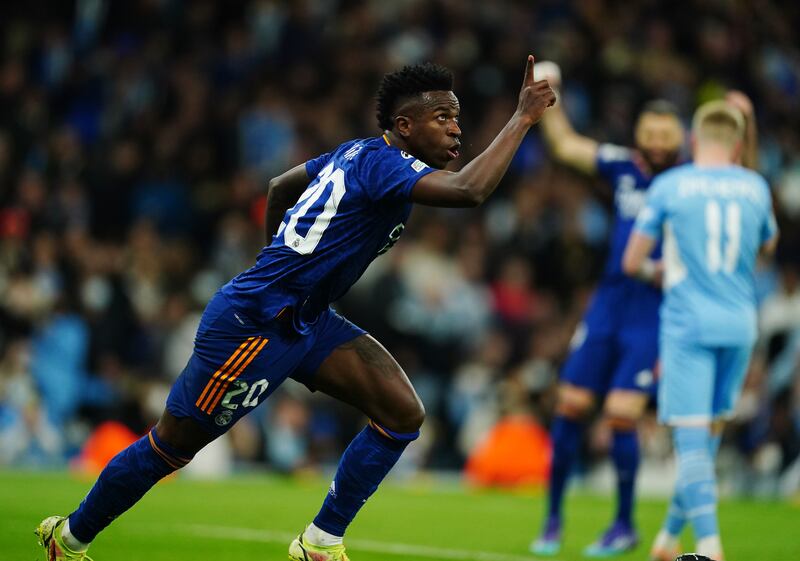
[{"xmin": 2, "ymin": 470, "xmax": 797, "ymax": 561}]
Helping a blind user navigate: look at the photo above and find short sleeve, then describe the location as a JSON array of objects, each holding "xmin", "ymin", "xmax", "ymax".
[
  {"xmin": 761, "ymin": 182, "xmax": 779, "ymax": 245},
  {"xmin": 634, "ymin": 176, "xmax": 669, "ymax": 240},
  {"xmin": 596, "ymin": 143, "xmax": 632, "ymax": 181},
  {"xmin": 362, "ymin": 148, "xmax": 437, "ymax": 203},
  {"xmin": 305, "ymin": 151, "xmax": 333, "ymax": 179}
]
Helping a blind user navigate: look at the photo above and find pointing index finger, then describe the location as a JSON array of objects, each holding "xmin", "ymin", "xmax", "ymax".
[{"xmin": 524, "ymin": 54, "xmax": 534, "ymax": 86}]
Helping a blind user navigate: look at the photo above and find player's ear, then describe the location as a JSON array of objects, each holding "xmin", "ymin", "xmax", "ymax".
[{"xmin": 394, "ymin": 115, "xmax": 412, "ymax": 138}]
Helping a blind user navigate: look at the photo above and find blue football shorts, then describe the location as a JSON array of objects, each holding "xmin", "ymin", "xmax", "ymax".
[
  {"xmin": 658, "ymin": 335, "xmax": 753, "ymax": 425},
  {"xmin": 561, "ymin": 283, "xmax": 659, "ymax": 397},
  {"xmin": 166, "ymin": 291, "xmax": 365, "ymax": 437}
]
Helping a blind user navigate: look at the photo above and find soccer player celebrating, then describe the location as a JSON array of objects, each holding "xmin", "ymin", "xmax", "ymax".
[
  {"xmin": 35, "ymin": 57, "xmax": 555, "ymax": 561},
  {"xmin": 623, "ymin": 101, "xmax": 778, "ymax": 561},
  {"xmin": 530, "ymin": 61, "xmax": 685, "ymax": 557}
]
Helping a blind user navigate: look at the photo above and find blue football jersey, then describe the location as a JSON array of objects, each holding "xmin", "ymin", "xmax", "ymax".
[
  {"xmin": 634, "ymin": 163, "xmax": 778, "ymax": 345},
  {"xmin": 595, "ymin": 143, "xmax": 663, "ymax": 281},
  {"xmin": 222, "ymin": 136, "xmax": 436, "ymax": 333}
]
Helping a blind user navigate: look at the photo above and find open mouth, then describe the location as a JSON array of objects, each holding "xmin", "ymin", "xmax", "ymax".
[{"xmin": 447, "ymin": 145, "xmax": 460, "ymax": 160}]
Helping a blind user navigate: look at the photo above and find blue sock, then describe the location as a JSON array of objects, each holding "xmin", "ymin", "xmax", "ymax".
[
  {"xmin": 68, "ymin": 429, "xmax": 192, "ymax": 543},
  {"xmin": 547, "ymin": 416, "xmax": 582, "ymax": 522},
  {"xmin": 663, "ymin": 429, "xmax": 722, "ymax": 536},
  {"xmin": 673, "ymin": 426, "xmax": 719, "ymax": 540},
  {"xmin": 611, "ymin": 429, "xmax": 639, "ymax": 527},
  {"xmin": 312, "ymin": 421, "xmax": 418, "ymax": 536}
]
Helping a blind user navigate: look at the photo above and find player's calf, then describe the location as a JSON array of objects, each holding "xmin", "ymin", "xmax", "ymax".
[
  {"xmin": 48, "ymin": 426, "xmax": 197, "ymax": 556},
  {"xmin": 584, "ymin": 393, "xmax": 649, "ymax": 557},
  {"xmin": 531, "ymin": 384, "xmax": 596, "ymax": 556}
]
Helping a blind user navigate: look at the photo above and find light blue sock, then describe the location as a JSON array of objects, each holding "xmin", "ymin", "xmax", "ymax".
[
  {"xmin": 664, "ymin": 491, "xmax": 686, "ymax": 536},
  {"xmin": 673, "ymin": 426, "xmax": 719, "ymax": 541},
  {"xmin": 663, "ymin": 430, "xmax": 722, "ymax": 536}
]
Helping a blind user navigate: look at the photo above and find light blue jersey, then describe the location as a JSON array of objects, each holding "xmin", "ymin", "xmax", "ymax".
[
  {"xmin": 636, "ymin": 163, "xmax": 777, "ymax": 424},
  {"xmin": 635, "ymin": 163, "xmax": 778, "ymax": 346}
]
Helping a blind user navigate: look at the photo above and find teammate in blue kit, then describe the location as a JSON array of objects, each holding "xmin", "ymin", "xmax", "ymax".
[
  {"xmin": 531, "ymin": 62, "xmax": 686, "ymax": 557},
  {"xmin": 35, "ymin": 57, "xmax": 555, "ymax": 561},
  {"xmin": 623, "ymin": 100, "xmax": 778, "ymax": 561}
]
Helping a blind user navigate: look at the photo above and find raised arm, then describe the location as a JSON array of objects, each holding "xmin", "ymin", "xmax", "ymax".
[
  {"xmin": 264, "ymin": 164, "xmax": 311, "ymax": 243},
  {"xmin": 726, "ymin": 90, "xmax": 758, "ymax": 170},
  {"xmin": 535, "ymin": 62, "xmax": 599, "ymax": 176},
  {"xmin": 410, "ymin": 55, "xmax": 556, "ymax": 208}
]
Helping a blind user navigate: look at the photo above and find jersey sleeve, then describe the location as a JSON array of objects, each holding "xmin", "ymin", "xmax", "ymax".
[
  {"xmin": 305, "ymin": 151, "xmax": 333, "ymax": 179},
  {"xmin": 595, "ymin": 143, "xmax": 632, "ymax": 182},
  {"xmin": 760, "ymin": 180, "xmax": 779, "ymax": 245},
  {"xmin": 362, "ymin": 148, "xmax": 437, "ymax": 203},
  {"xmin": 634, "ymin": 176, "xmax": 669, "ymax": 240}
]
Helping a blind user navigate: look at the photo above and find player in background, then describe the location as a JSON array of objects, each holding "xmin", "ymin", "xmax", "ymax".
[
  {"xmin": 529, "ymin": 61, "xmax": 685, "ymax": 557},
  {"xmin": 623, "ymin": 101, "xmax": 778, "ymax": 561},
  {"xmin": 35, "ymin": 57, "xmax": 555, "ymax": 561}
]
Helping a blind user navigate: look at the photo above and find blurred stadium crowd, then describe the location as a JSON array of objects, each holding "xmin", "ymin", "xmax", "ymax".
[{"xmin": 1, "ymin": 0, "xmax": 799, "ymax": 495}]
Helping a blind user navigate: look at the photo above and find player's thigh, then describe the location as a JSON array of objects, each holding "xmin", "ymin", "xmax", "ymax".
[
  {"xmin": 296, "ymin": 324, "xmax": 423, "ymax": 433},
  {"xmin": 712, "ymin": 344, "xmax": 754, "ymax": 419},
  {"xmin": 658, "ymin": 337, "xmax": 715, "ymax": 425},
  {"xmin": 165, "ymin": 295, "xmax": 302, "ymax": 443},
  {"xmin": 604, "ymin": 390, "xmax": 649, "ymax": 425},
  {"xmin": 606, "ymin": 328, "xmax": 658, "ymax": 422},
  {"xmin": 560, "ymin": 320, "xmax": 616, "ymax": 401}
]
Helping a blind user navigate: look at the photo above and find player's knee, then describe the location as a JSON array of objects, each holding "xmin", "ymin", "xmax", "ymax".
[
  {"xmin": 604, "ymin": 391, "xmax": 647, "ymax": 429},
  {"xmin": 398, "ymin": 396, "xmax": 426, "ymax": 433},
  {"xmin": 605, "ymin": 414, "xmax": 638, "ymax": 432},
  {"xmin": 148, "ymin": 427, "xmax": 195, "ymax": 474},
  {"xmin": 380, "ymin": 394, "xmax": 426, "ymax": 434},
  {"xmin": 556, "ymin": 385, "xmax": 595, "ymax": 420},
  {"xmin": 155, "ymin": 410, "xmax": 215, "ymax": 458}
]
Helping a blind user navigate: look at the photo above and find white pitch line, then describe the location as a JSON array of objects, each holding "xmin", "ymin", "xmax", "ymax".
[{"xmin": 175, "ymin": 523, "xmax": 560, "ymax": 561}]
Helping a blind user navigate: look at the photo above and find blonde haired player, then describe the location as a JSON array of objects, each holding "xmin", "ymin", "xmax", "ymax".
[{"xmin": 624, "ymin": 101, "xmax": 778, "ymax": 560}]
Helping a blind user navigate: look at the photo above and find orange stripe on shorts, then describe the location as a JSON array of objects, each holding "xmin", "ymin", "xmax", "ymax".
[
  {"xmin": 199, "ymin": 337, "xmax": 264, "ymax": 413},
  {"xmin": 195, "ymin": 337, "xmax": 256, "ymax": 410},
  {"xmin": 205, "ymin": 337, "xmax": 269, "ymax": 413}
]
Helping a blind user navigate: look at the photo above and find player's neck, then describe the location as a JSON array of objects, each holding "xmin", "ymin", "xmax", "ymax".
[
  {"xmin": 383, "ymin": 130, "xmax": 411, "ymax": 153},
  {"xmin": 693, "ymin": 145, "xmax": 734, "ymax": 167}
]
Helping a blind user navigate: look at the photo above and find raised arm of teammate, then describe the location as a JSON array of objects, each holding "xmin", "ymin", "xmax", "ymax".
[
  {"xmin": 534, "ymin": 62, "xmax": 599, "ymax": 176},
  {"xmin": 726, "ymin": 90, "xmax": 758, "ymax": 170},
  {"xmin": 409, "ymin": 55, "xmax": 556, "ymax": 208},
  {"xmin": 264, "ymin": 163, "xmax": 313, "ymax": 243}
]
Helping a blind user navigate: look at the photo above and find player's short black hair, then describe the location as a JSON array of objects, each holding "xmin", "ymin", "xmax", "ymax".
[
  {"xmin": 640, "ymin": 99, "xmax": 680, "ymax": 117},
  {"xmin": 376, "ymin": 62, "xmax": 454, "ymax": 130}
]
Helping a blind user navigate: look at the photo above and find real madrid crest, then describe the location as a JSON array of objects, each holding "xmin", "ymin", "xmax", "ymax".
[{"xmin": 215, "ymin": 410, "xmax": 234, "ymax": 427}]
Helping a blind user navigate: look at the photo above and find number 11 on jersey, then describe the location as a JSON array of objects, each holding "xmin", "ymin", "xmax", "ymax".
[{"xmin": 705, "ymin": 200, "xmax": 741, "ymax": 274}]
